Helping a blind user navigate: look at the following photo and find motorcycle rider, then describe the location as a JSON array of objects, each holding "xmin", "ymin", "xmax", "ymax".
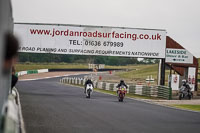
[
  {"xmin": 116, "ymin": 80, "xmax": 128, "ymax": 102},
  {"xmin": 181, "ymin": 79, "xmax": 191, "ymax": 92},
  {"xmin": 84, "ymin": 78, "xmax": 94, "ymax": 93},
  {"xmin": 179, "ymin": 79, "xmax": 193, "ymax": 100},
  {"xmin": 116, "ymin": 80, "xmax": 128, "ymax": 89}
]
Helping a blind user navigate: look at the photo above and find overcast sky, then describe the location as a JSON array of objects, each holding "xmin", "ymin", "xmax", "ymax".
[{"xmin": 12, "ymin": 0, "xmax": 200, "ymax": 57}]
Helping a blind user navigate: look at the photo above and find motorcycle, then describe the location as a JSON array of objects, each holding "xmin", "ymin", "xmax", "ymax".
[
  {"xmin": 85, "ymin": 83, "xmax": 93, "ymax": 98},
  {"xmin": 179, "ymin": 86, "xmax": 193, "ymax": 100},
  {"xmin": 117, "ymin": 85, "xmax": 127, "ymax": 102}
]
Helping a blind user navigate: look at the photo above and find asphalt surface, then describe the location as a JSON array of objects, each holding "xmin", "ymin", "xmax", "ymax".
[{"xmin": 17, "ymin": 76, "xmax": 200, "ymax": 133}]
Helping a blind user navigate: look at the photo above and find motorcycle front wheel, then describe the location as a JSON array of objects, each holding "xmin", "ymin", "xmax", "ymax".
[
  {"xmin": 118, "ymin": 93, "xmax": 124, "ymax": 102},
  {"xmin": 88, "ymin": 91, "xmax": 90, "ymax": 98},
  {"xmin": 179, "ymin": 94, "xmax": 182, "ymax": 100}
]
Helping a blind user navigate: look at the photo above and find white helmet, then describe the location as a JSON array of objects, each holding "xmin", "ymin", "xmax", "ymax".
[{"xmin": 182, "ymin": 79, "xmax": 186, "ymax": 84}]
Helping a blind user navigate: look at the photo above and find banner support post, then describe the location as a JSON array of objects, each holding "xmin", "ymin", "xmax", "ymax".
[{"xmin": 160, "ymin": 58, "xmax": 165, "ymax": 86}]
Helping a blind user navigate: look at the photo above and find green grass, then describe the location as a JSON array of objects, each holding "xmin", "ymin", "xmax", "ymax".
[
  {"xmin": 16, "ymin": 62, "xmax": 171, "ymax": 86},
  {"xmin": 115, "ymin": 64, "xmax": 170, "ymax": 85},
  {"xmin": 16, "ymin": 63, "xmax": 168, "ymax": 85},
  {"xmin": 116, "ymin": 64, "xmax": 158, "ymax": 79},
  {"xmin": 15, "ymin": 62, "xmax": 135, "ymax": 72},
  {"xmin": 171, "ymin": 104, "xmax": 200, "ymax": 112},
  {"xmin": 105, "ymin": 64, "xmax": 143, "ymax": 69},
  {"xmin": 15, "ymin": 62, "xmax": 88, "ymax": 72},
  {"xmin": 15, "ymin": 63, "xmax": 161, "ymax": 75}
]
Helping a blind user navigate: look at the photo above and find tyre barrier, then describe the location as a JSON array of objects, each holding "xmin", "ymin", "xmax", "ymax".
[{"xmin": 60, "ymin": 77, "xmax": 172, "ymax": 100}]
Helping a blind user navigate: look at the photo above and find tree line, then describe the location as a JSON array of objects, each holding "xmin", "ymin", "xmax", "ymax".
[{"xmin": 18, "ymin": 53, "xmax": 159, "ymax": 65}]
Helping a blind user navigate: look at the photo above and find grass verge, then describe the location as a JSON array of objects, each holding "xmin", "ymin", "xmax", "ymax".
[
  {"xmin": 170, "ymin": 104, "xmax": 200, "ymax": 112},
  {"xmin": 15, "ymin": 63, "xmax": 88, "ymax": 72},
  {"xmin": 17, "ymin": 63, "xmax": 171, "ymax": 86},
  {"xmin": 16, "ymin": 62, "xmax": 135, "ymax": 72},
  {"xmin": 116, "ymin": 64, "xmax": 159, "ymax": 79},
  {"xmin": 115, "ymin": 64, "xmax": 170, "ymax": 85}
]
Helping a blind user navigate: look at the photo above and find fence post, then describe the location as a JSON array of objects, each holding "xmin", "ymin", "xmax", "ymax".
[{"xmin": 169, "ymin": 87, "xmax": 172, "ymax": 100}]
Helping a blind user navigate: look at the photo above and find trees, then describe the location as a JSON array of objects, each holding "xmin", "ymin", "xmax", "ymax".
[{"xmin": 18, "ymin": 53, "xmax": 157, "ymax": 65}]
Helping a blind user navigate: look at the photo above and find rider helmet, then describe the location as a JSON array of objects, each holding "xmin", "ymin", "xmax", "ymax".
[
  {"xmin": 182, "ymin": 79, "xmax": 186, "ymax": 85},
  {"xmin": 120, "ymin": 80, "xmax": 124, "ymax": 83}
]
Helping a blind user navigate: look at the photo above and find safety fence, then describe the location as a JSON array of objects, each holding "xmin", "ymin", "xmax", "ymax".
[
  {"xmin": 16, "ymin": 69, "xmax": 48, "ymax": 77},
  {"xmin": 60, "ymin": 77, "xmax": 172, "ymax": 100}
]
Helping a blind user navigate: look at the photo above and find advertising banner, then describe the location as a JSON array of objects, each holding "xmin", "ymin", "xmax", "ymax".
[
  {"xmin": 188, "ymin": 67, "xmax": 196, "ymax": 91},
  {"xmin": 169, "ymin": 74, "xmax": 180, "ymax": 90},
  {"xmin": 166, "ymin": 48, "xmax": 193, "ymax": 64},
  {"xmin": 14, "ymin": 23, "xmax": 166, "ymax": 58}
]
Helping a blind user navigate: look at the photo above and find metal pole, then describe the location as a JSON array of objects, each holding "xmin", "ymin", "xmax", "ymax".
[
  {"xmin": 160, "ymin": 58, "xmax": 165, "ymax": 86},
  {"xmin": 169, "ymin": 64, "xmax": 172, "ymax": 88},
  {"xmin": 157, "ymin": 59, "xmax": 162, "ymax": 85}
]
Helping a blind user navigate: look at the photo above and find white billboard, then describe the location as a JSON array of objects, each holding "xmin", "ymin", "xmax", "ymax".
[
  {"xmin": 166, "ymin": 48, "xmax": 193, "ymax": 64},
  {"xmin": 14, "ymin": 23, "xmax": 166, "ymax": 58},
  {"xmin": 188, "ymin": 67, "xmax": 196, "ymax": 91},
  {"xmin": 169, "ymin": 74, "xmax": 180, "ymax": 90}
]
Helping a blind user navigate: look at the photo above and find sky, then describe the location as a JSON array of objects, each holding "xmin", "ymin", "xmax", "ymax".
[{"xmin": 12, "ymin": 0, "xmax": 200, "ymax": 57}]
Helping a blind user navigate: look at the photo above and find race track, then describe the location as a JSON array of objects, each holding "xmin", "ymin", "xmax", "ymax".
[{"xmin": 16, "ymin": 76, "xmax": 200, "ymax": 133}]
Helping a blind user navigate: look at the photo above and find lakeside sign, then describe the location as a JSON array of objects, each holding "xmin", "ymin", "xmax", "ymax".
[
  {"xmin": 166, "ymin": 48, "xmax": 193, "ymax": 64},
  {"xmin": 14, "ymin": 23, "xmax": 166, "ymax": 58}
]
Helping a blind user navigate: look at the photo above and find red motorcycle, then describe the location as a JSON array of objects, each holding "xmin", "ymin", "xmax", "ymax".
[{"xmin": 117, "ymin": 85, "xmax": 127, "ymax": 102}]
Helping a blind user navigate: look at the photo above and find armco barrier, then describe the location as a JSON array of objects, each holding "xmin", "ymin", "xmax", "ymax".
[
  {"xmin": 102, "ymin": 82, "xmax": 106, "ymax": 90},
  {"xmin": 38, "ymin": 69, "xmax": 48, "ymax": 73},
  {"xmin": 105, "ymin": 83, "xmax": 110, "ymax": 91},
  {"xmin": 27, "ymin": 70, "xmax": 38, "ymax": 74},
  {"xmin": 109, "ymin": 84, "xmax": 114, "ymax": 91},
  {"xmin": 17, "ymin": 71, "xmax": 27, "ymax": 76},
  {"xmin": 61, "ymin": 77, "xmax": 172, "ymax": 100},
  {"xmin": 16, "ymin": 69, "xmax": 48, "ymax": 77}
]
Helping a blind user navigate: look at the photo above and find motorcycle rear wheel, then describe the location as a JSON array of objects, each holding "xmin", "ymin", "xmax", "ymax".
[
  {"xmin": 88, "ymin": 91, "xmax": 90, "ymax": 98},
  {"xmin": 121, "ymin": 98, "xmax": 123, "ymax": 102},
  {"xmin": 86, "ymin": 91, "xmax": 91, "ymax": 98},
  {"xmin": 188, "ymin": 94, "xmax": 191, "ymax": 100}
]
